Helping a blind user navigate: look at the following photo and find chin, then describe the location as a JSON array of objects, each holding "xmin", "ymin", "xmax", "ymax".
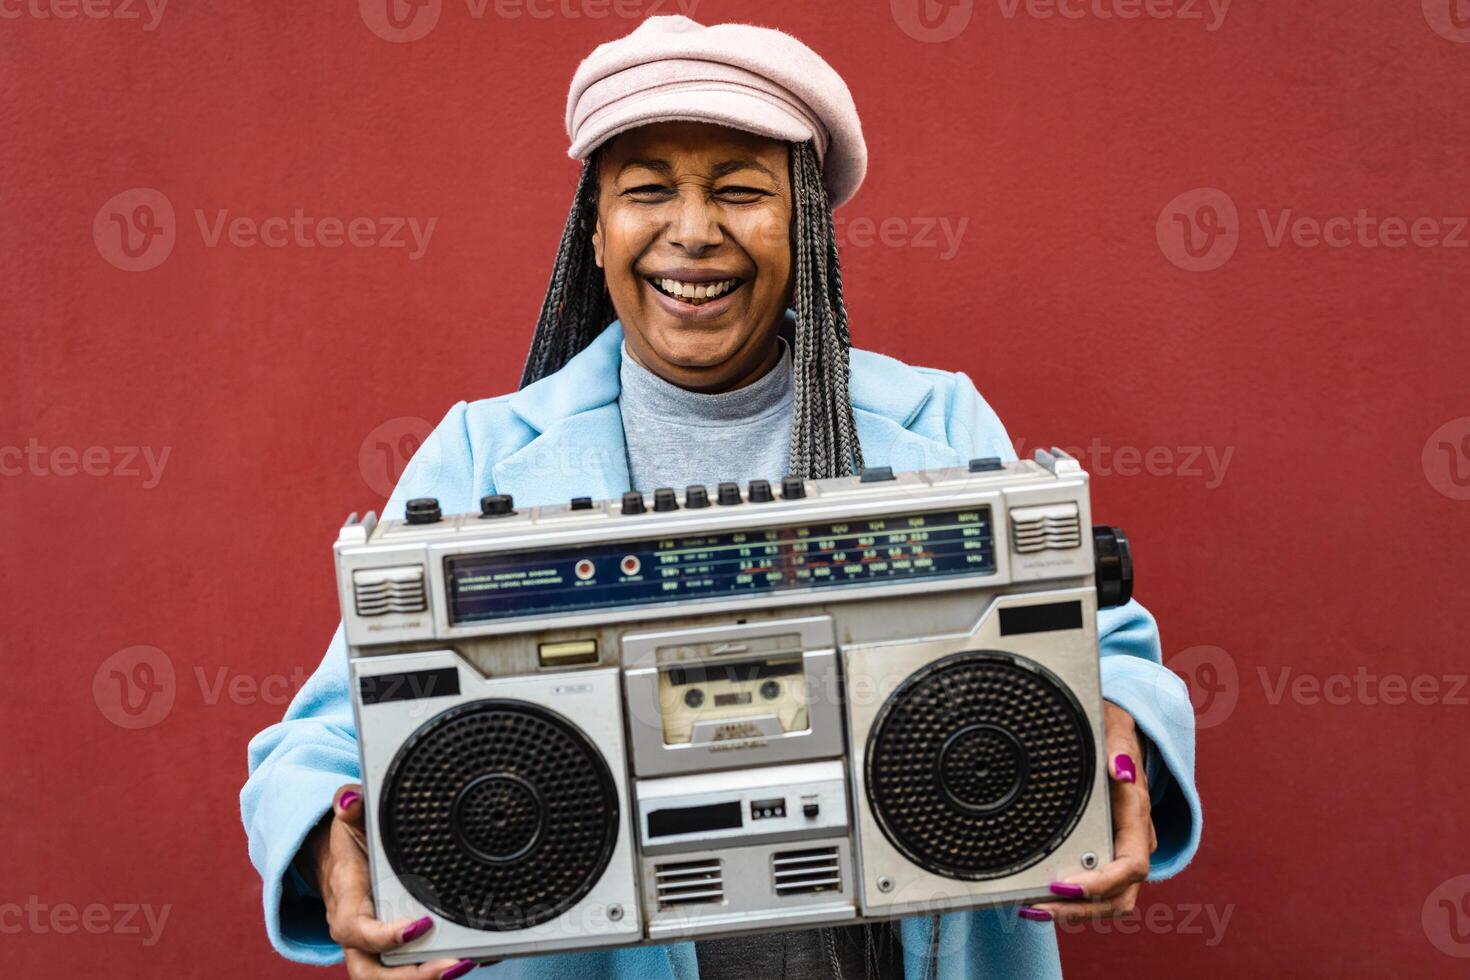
[{"xmin": 644, "ymin": 321, "xmax": 746, "ymax": 368}]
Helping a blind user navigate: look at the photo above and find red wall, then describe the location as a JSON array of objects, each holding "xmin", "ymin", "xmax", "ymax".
[{"xmin": 4, "ymin": 1, "xmax": 1468, "ymax": 976}]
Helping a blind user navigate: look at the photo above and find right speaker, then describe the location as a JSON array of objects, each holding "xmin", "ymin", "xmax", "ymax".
[{"xmin": 844, "ymin": 590, "xmax": 1113, "ymax": 917}]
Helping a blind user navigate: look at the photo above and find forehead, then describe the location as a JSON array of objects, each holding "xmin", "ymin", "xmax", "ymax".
[{"xmin": 600, "ymin": 121, "xmax": 790, "ymax": 177}]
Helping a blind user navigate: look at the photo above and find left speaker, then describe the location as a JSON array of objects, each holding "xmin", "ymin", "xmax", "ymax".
[{"xmin": 352, "ymin": 650, "xmax": 641, "ymax": 965}]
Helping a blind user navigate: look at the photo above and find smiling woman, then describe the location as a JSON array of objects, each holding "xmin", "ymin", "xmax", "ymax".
[{"xmin": 240, "ymin": 13, "xmax": 1201, "ymax": 980}]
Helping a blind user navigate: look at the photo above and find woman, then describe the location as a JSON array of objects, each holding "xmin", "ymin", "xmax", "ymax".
[{"xmin": 242, "ymin": 15, "xmax": 1201, "ymax": 980}]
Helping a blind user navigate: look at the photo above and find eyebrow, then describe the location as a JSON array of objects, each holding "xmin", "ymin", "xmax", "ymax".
[{"xmin": 618, "ymin": 158, "xmax": 780, "ymax": 181}]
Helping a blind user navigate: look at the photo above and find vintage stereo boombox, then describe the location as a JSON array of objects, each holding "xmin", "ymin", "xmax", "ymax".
[{"xmin": 333, "ymin": 450, "xmax": 1133, "ymax": 965}]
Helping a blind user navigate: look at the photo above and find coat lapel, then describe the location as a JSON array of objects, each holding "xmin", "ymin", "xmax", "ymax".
[{"xmin": 488, "ymin": 315, "xmax": 961, "ymax": 508}]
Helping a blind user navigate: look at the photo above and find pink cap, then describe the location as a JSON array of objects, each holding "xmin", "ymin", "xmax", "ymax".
[{"xmin": 566, "ymin": 15, "xmax": 867, "ymax": 208}]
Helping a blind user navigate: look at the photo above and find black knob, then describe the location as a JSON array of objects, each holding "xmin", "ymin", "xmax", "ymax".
[
  {"xmin": 717, "ymin": 481, "xmax": 742, "ymax": 505},
  {"xmin": 685, "ymin": 485, "xmax": 710, "ymax": 508},
  {"xmin": 653, "ymin": 488, "xmax": 679, "ymax": 512},
  {"xmin": 622, "ymin": 491, "xmax": 646, "ymax": 515},
  {"xmin": 1093, "ymin": 525, "xmax": 1134, "ymax": 608},
  {"xmin": 760, "ymin": 680, "xmax": 781, "ymax": 700},
  {"xmin": 479, "ymin": 493, "xmax": 515, "ymax": 519},
  {"xmin": 570, "ymin": 496, "xmax": 593, "ymax": 511},
  {"xmin": 404, "ymin": 497, "xmax": 441, "ymax": 525},
  {"xmin": 748, "ymin": 479, "xmax": 774, "ymax": 503},
  {"xmin": 684, "ymin": 688, "xmax": 705, "ymax": 708},
  {"xmin": 781, "ymin": 476, "xmax": 806, "ymax": 499},
  {"xmin": 860, "ymin": 466, "xmax": 895, "ymax": 483},
  {"xmin": 969, "ymin": 457, "xmax": 1004, "ymax": 473}
]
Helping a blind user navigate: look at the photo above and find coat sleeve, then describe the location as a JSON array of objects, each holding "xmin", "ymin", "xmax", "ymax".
[
  {"xmin": 239, "ymin": 402, "xmax": 477, "ymax": 963},
  {"xmin": 941, "ymin": 372, "xmax": 1202, "ymax": 878}
]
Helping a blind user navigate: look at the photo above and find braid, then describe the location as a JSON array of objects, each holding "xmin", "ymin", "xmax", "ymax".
[
  {"xmin": 520, "ymin": 140, "xmax": 863, "ymax": 480},
  {"xmin": 520, "ymin": 154, "xmax": 616, "ymax": 387},
  {"xmin": 789, "ymin": 140, "xmax": 863, "ymax": 479}
]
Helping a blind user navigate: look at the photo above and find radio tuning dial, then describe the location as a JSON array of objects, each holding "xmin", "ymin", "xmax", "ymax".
[
  {"xmin": 717, "ymin": 482, "xmax": 742, "ymax": 506},
  {"xmin": 404, "ymin": 497, "xmax": 442, "ymax": 525},
  {"xmin": 621, "ymin": 491, "xmax": 646, "ymax": 515},
  {"xmin": 748, "ymin": 479, "xmax": 773, "ymax": 503}
]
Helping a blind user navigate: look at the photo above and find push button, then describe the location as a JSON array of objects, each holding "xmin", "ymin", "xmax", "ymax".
[
  {"xmin": 717, "ymin": 482, "xmax": 742, "ymax": 505},
  {"xmin": 479, "ymin": 494, "xmax": 515, "ymax": 518},
  {"xmin": 685, "ymin": 485, "xmax": 710, "ymax": 508},
  {"xmin": 781, "ymin": 476, "xmax": 806, "ymax": 499},
  {"xmin": 621, "ymin": 491, "xmax": 646, "ymax": 515},
  {"xmin": 569, "ymin": 496, "xmax": 594, "ymax": 510},
  {"xmin": 748, "ymin": 479, "xmax": 773, "ymax": 503},
  {"xmin": 859, "ymin": 466, "xmax": 894, "ymax": 483},
  {"xmin": 969, "ymin": 457, "xmax": 1004, "ymax": 473},
  {"xmin": 653, "ymin": 488, "xmax": 679, "ymax": 512}
]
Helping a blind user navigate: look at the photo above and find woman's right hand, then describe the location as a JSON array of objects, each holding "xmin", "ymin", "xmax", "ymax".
[{"xmin": 305, "ymin": 785, "xmax": 479, "ymax": 980}]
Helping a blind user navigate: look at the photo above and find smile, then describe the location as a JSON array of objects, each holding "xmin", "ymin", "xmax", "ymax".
[{"xmin": 645, "ymin": 276, "xmax": 745, "ymax": 307}]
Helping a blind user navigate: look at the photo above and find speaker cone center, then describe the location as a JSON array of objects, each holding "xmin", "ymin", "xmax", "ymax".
[
  {"xmin": 452, "ymin": 772, "xmax": 545, "ymax": 864},
  {"xmin": 937, "ymin": 723, "xmax": 1027, "ymax": 813}
]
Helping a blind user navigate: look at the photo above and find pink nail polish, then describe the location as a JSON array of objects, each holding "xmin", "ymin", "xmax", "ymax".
[
  {"xmin": 338, "ymin": 791, "xmax": 361, "ymax": 810},
  {"xmin": 1049, "ymin": 882, "xmax": 1086, "ymax": 899},
  {"xmin": 1018, "ymin": 907, "xmax": 1053, "ymax": 922},
  {"xmin": 441, "ymin": 960, "xmax": 476, "ymax": 980},
  {"xmin": 401, "ymin": 916, "xmax": 433, "ymax": 942},
  {"xmin": 1114, "ymin": 754, "xmax": 1136, "ymax": 783}
]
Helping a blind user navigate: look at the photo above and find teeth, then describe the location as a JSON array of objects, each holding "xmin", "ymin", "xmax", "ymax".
[{"xmin": 652, "ymin": 277, "xmax": 741, "ymax": 305}]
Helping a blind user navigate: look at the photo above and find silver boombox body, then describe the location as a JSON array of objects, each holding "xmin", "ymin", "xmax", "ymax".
[{"xmin": 334, "ymin": 450, "xmax": 1133, "ymax": 965}]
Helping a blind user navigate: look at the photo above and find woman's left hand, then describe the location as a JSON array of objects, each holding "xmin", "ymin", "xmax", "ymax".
[{"xmin": 1022, "ymin": 701, "xmax": 1158, "ymax": 922}]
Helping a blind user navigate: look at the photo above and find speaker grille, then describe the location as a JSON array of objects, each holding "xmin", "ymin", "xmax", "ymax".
[
  {"xmin": 865, "ymin": 651, "xmax": 1094, "ymax": 880},
  {"xmin": 379, "ymin": 700, "xmax": 619, "ymax": 931}
]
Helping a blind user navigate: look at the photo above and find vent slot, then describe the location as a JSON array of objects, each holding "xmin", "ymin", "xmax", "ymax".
[
  {"xmin": 353, "ymin": 565, "xmax": 427, "ymax": 616},
  {"xmin": 1010, "ymin": 503, "xmax": 1082, "ymax": 554},
  {"xmin": 772, "ymin": 846, "xmax": 842, "ymax": 896},
  {"xmin": 654, "ymin": 859, "xmax": 724, "ymax": 909}
]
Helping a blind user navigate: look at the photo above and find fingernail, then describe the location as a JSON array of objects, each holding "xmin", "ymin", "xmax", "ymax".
[
  {"xmin": 441, "ymin": 960, "xmax": 476, "ymax": 980},
  {"xmin": 338, "ymin": 791, "xmax": 361, "ymax": 810},
  {"xmin": 1114, "ymin": 754, "xmax": 1136, "ymax": 783},
  {"xmin": 401, "ymin": 916, "xmax": 433, "ymax": 942},
  {"xmin": 1049, "ymin": 882, "xmax": 1086, "ymax": 899},
  {"xmin": 1018, "ymin": 906, "xmax": 1053, "ymax": 922}
]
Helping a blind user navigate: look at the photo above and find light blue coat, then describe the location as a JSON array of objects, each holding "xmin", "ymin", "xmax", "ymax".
[{"xmin": 242, "ymin": 317, "xmax": 1202, "ymax": 979}]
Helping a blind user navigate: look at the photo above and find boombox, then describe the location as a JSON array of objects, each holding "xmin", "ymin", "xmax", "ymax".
[{"xmin": 333, "ymin": 450, "xmax": 1134, "ymax": 965}]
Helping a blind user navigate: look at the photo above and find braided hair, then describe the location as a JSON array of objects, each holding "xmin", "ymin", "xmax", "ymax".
[{"xmin": 519, "ymin": 140, "xmax": 864, "ymax": 480}]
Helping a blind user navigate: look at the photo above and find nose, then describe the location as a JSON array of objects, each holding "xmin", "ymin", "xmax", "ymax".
[{"xmin": 666, "ymin": 190, "xmax": 724, "ymax": 255}]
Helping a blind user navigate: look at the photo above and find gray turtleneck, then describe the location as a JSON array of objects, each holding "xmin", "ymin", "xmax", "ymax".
[{"xmin": 618, "ymin": 341, "xmax": 794, "ymax": 493}]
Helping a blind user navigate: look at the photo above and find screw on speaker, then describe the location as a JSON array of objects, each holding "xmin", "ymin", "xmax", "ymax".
[
  {"xmin": 864, "ymin": 651, "xmax": 1095, "ymax": 881},
  {"xmin": 378, "ymin": 700, "xmax": 620, "ymax": 931}
]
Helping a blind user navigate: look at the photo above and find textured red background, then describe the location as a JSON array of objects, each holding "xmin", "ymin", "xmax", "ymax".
[{"xmin": 4, "ymin": 1, "xmax": 1469, "ymax": 977}]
